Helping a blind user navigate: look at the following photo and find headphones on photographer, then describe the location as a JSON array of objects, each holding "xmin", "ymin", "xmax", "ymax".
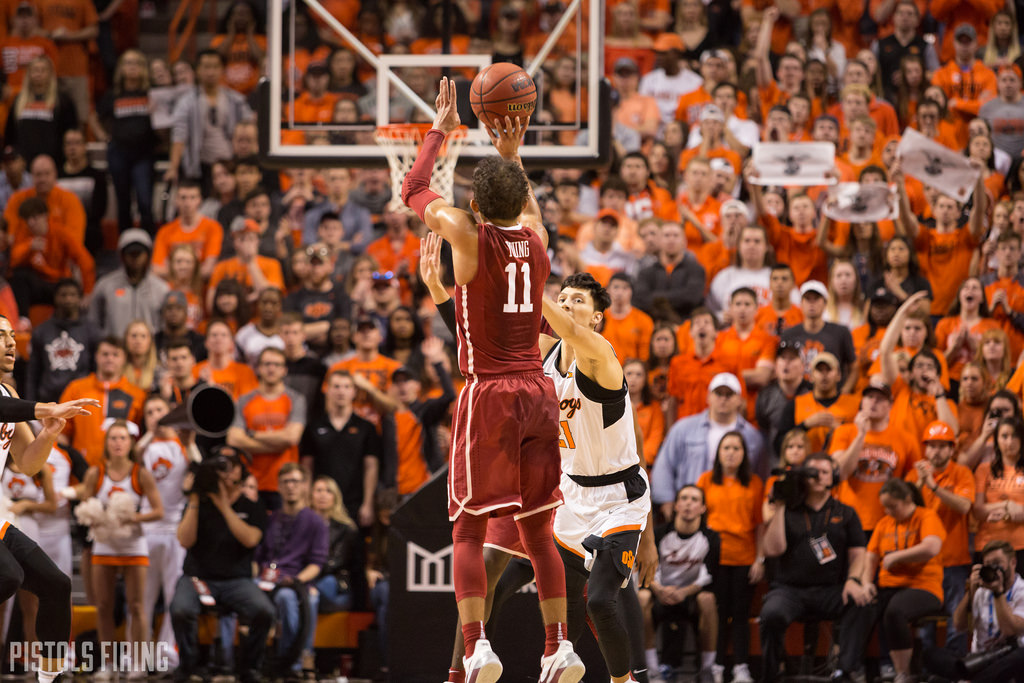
[{"xmin": 209, "ymin": 444, "xmax": 252, "ymax": 481}]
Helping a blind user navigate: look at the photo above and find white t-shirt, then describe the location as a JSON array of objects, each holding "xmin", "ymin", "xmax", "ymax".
[
  {"xmin": 639, "ymin": 68, "xmax": 703, "ymax": 125},
  {"xmin": 972, "ymin": 574, "xmax": 1024, "ymax": 651}
]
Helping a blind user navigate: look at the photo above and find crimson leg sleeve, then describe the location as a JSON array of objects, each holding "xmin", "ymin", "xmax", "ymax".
[
  {"xmin": 452, "ymin": 513, "xmax": 490, "ymax": 602},
  {"xmin": 400, "ymin": 128, "xmax": 446, "ymax": 221},
  {"xmin": 515, "ymin": 509, "xmax": 566, "ymax": 602}
]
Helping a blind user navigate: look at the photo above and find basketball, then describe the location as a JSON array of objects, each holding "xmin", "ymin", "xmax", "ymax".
[{"xmin": 470, "ymin": 63, "xmax": 537, "ymax": 129}]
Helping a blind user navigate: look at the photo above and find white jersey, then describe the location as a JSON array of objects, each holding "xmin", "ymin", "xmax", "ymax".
[
  {"xmin": 0, "ymin": 466, "xmax": 41, "ymax": 541},
  {"xmin": 141, "ymin": 437, "xmax": 189, "ymax": 534},
  {"xmin": 0, "ymin": 384, "xmax": 17, "ymax": 532},
  {"xmin": 91, "ymin": 464, "xmax": 148, "ymax": 559},
  {"xmin": 542, "ymin": 340, "xmax": 639, "ymax": 477}
]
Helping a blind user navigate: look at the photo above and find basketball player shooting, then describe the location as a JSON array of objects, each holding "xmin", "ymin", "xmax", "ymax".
[
  {"xmin": 401, "ymin": 77, "xmax": 584, "ymax": 683},
  {"xmin": 539, "ymin": 275, "xmax": 656, "ymax": 683},
  {"xmin": 0, "ymin": 315, "xmax": 100, "ymax": 683}
]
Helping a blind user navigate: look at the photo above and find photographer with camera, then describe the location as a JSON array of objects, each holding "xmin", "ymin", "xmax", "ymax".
[
  {"xmin": 170, "ymin": 445, "xmax": 275, "ymax": 683},
  {"xmin": 759, "ymin": 452, "xmax": 873, "ymax": 683},
  {"xmin": 923, "ymin": 540, "xmax": 1024, "ymax": 681}
]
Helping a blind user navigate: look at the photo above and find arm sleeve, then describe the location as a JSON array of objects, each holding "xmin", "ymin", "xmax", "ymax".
[
  {"xmin": 399, "ymin": 129, "xmax": 445, "ymax": 220},
  {"xmin": 436, "ymin": 298, "xmax": 458, "ymax": 339},
  {"xmin": 0, "ymin": 396, "xmax": 38, "ymax": 422}
]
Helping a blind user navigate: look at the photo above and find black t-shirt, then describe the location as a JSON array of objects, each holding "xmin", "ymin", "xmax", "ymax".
[
  {"xmin": 97, "ymin": 89, "xmax": 157, "ymax": 150},
  {"xmin": 301, "ymin": 412, "xmax": 380, "ymax": 521},
  {"xmin": 775, "ymin": 497, "xmax": 865, "ymax": 587},
  {"xmin": 781, "ymin": 323, "xmax": 856, "ymax": 378},
  {"xmin": 183, "ymin": 495, "xmax": 267, "ymax": 580},
  {"xmin": 284, "ymin": 285, "xmax": 352, "ymax": 326}
]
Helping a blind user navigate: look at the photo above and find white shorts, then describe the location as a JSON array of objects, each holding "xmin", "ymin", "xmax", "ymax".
[{"xmin": 553, "ymin": 466, "xmax": 650, "ymax": 572}]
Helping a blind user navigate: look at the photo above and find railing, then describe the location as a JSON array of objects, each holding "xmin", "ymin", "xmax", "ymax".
[{"xmin": 168, "ymin": 0, "xmax": 219, "ymax": 64}]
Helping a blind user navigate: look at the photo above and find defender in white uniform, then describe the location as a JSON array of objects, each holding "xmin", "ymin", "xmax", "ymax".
[{"xmin": 540, "ymin": 273, "xmax": 656, "ymax": 683}]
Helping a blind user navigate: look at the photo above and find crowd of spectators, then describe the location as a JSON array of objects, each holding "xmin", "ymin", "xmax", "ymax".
[{"xmin": 2, "ymin": 0, "xmax": 1024, "ymax": 682}]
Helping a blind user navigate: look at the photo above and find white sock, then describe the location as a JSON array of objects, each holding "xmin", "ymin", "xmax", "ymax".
[
  {"xmin": 37, "ymin": 671, "xmax": 61, "ymax": 683},
  {"xmin": 701, "ymin": 652, "xmax": 716, "ymax": 669},
  {"xmin": 645, "ymin": 647, "xmax": 659, "ymax": 670}
]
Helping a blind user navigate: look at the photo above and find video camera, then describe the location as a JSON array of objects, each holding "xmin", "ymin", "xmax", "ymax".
[
  {"xmin": 158, "ymin": 384, "xmax": 248, "ymax": 496},
  {"xmin": 770, "ymin": 465, "xmax": 820, "ymax": 509}
]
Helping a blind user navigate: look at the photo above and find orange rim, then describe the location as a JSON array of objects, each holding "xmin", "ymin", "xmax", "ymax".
[{"xmin": 375, "ymin": 124, "xmax": 468, "ymax": 154}]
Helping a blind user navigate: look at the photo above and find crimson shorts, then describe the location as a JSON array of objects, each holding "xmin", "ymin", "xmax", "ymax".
[
  {"xmin": 447, "ymin": 371, "xmax": 561, "ymax": 521},
  {"xmin": 483, "ymin": 514, "xmax": 527, "ymax": 558}
]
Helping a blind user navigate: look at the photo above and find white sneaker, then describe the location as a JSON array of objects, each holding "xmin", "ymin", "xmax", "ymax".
[
  {"xmin": 711, "ymin": 664, "xmax": 724, "ymax": 683},
  {"xmin": 462, "ymin": 638, "xmax": 502, "ymax": 683},
  {"xmin": 732, "ymin": 663, "xmax": 754, "ymax": 683},
  {"xmin": 539, "ymin": 640, "xmax": 585, "ymax": 683}
]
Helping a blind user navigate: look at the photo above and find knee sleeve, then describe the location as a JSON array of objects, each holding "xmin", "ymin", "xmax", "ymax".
[
  {"xmin": 515, "ymin": 510, "xmax": 565, "ymax": 601},
  {"xmin": 453, "ymin": 513, "xmax": 490, "ymax": 602},
  {"xmin": 586, "ymin": 550, "xmax": 632, "ymax": 677}
]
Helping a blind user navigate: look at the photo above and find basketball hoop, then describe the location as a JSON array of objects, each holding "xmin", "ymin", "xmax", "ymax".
[{"xmin": 375, "ymin": 123, "xmax": 468, "ymax": 206}]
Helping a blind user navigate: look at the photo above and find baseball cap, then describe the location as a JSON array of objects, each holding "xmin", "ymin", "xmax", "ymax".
[
  {"xmin": 118, "ymin": 228, "xmax": 152, "ymax": 252},
  {"xmin": 0, "ymin": 146, "xmax": 19, "ymax": 163},
  {"xmin": 708, "ymin": 372, "xmax": 742, "ymax": 395},
  {"xmin": 812, "ymin": 352, "xmax": 840, "ymax": 372},
  {"xmin": 700, "ymin": 104, "xmax": 725, "ymax": 123},
  {"xmin": 652, "ymin": 33, "xmax": 685, "ymax": 53},
  {"xmin": 392, "ymin": 366, "xmax": 415, "ymax": 382},
  {"xmin": 354, "ymin": 316, "xmax": 377, "ymax": 331},
  {"xmin": 954, "ymin": 24, "xmax": 976, "ymax": 42},
  {"xmin": 596, "ymin": 208, "xmax": 620, "ymax": 225},
  {"xmin": 231, "ymin": 217, "xmax": 260, "ymax": 235},
  {"xmin": 800, "ymin": 280, "xmax": 828, "ymax": 299},
  {"xmin": 776, "ymin": 339, "xmax": 803, "ymax": 357},
  {"xmin": 923, "ymin": 420, "xmax": 956, "ymax": 443},
  {"xmin": 720, "ymin": 199, "xmax": 748, "ymax": 217},
  {"xmin": 862, "ymin": 383, "xmax": 893, "ymax": 401},
  {"xmin": 613, "ymin": 57, "xmax": 639, "ymax": 74},
  {"xmin": 869, "ymin": 286, "xmax": 900, "ymax": 305},
  {"xmin": 306, "ymin": 61, "xmax": 329, "ymax": 76},
  {"xmin": 162, "ymin": 290, "xmax": 187, "ymax": 309}
]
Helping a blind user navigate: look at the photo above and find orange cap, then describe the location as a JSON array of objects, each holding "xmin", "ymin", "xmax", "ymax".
[{"xmin": 922, "ymin": 421, "xmax": 955, "ymax": 443}]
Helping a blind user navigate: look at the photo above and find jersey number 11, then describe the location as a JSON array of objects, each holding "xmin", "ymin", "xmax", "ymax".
[{"xmin": 503, "ymin": 263, "xmax": 534, "ymax": 313}]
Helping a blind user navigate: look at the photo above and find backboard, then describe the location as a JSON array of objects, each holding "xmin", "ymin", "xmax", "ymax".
[{"xmin": 259, "ymin": 0, "xmax": 610, "ymax": 169}]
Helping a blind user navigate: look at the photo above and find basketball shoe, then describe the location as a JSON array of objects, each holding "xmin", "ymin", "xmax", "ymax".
[
  {"xmin": 462, "ymin": 638, "xmax": 502, "ymax": 683},
  {"xmin": 539, "ymin": 640, "xmax": 585, "ymax": 683}
]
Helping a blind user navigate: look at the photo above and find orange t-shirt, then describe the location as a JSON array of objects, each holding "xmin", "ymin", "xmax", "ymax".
[
  {"xmin": 934, "ymin": 317, "xmax": 1001, "ymax": 381},
  {"xmin": 755, "ymin": 303, "xmax": 803, "ymax": 338},
  {"xmin": 208, "ymin": 256, "xmax": 286, "ymax": 297},
  {"xmin": 931, "ymin": 60, "xmax": 998, "ymax": 117},
  {"xmin": 601, "ymin": 307, "xmax": 655, "ymax": 363},
  {"xmin": 626, "ymin": 183, "xmax": 679, "ymax": 222},
  {"xmin": 888, "ymin": 376, "xmax": 960, "ymax": 443},
  {"xmin": 916, "ymin": 225, "xmax": 980, "ymax": 316},
  {"xmin": 37, "ymin": 0, "xmax": 96, "ymax": 78},
  {"xmin": 152, "ymin": 216, "xmax": 224, "ymax": 269},
  {"xmin": 8, "ymin": 226, "xmax": 95, "ymax": 291},
  {"xmin": 697, "ymin": 471, "xmax": 763, "ymax": 566},
  {"xmin": 974, "ymin": 461, "xmax": 1024, "ymax": 551},
  {"xmin": 1007, "ymin": 363, "xmax": 1024, "ymax": 410},
  {"xmin": 694, "ymin": 242, "xmax": 734, "ymax": 290},
  {"xmin": 867, "ymin": 506, "xmax": 947, "ymax": 601},
  {"xmin": 394, "ymin": 410, "xmax": 430, "ymax": 496},
  {"xmin": 675, "ymin": 86, "xmax": 749, "ymax": 126},
  {"xmin": 714, "ymin": 326, "xmax": 777, "ymax": 421},
  {"xmin": 762, "ymin": 215, "xmax": 828, "ymax": 285},
  {"xmin": 867, "ymin": 344, "xmax": 951, "ymax": 391},
  {"xmin": 676, "ymin": 190, "xmax": 722, "ymax": 247},
  {"xmin": 237, "ymin": 389, "xmax": 302, "ymax": 491},
  {"xmin": 209, "ymin": 33, "xmax": 267, "ymax": 95},
  {"xmin": 58, "ymin": 374, "xmax": 146, "ymax": 467},
  {"xmin": 4, "ymin": 185, "xmax": 86, "ymax": 245},
  {"xmin": 636, "ymin": 401, "xmax": 665, "ymax": 467},
  {"xmin": 192, "ymin": 361, "xmax": 258, "ymax": 400},
  {"xmin": 365, "ymin": 232, "xmax": 421, "ymax": 304},
  {"xmin": 905, "ymin": 462, "xmax": 975, "ymax": 567},
  {"xmin": 830, "ymin": 421, "xmax": 921, "ymax": 531},
  {"xmin": 328, "ymin": 354, "xmax": 403, "ymax": 426},
  {"xmin": 985, "ymin": 276, "xmax": 1024, "ymax": 361},
  {"xmin": 666, "ymin": 349, "xmax": 729, "ymax": 420},
  {"xmin": 0, "ymin": 35, "xmax": 57, "ymax": 92},
  {"xmin": 794, "ymin": 392, "xmax": 861, "ymax": 453}
]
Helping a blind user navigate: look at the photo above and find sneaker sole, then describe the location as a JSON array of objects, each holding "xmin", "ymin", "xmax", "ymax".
[
  {"xmin": 467, "ymin": 658, "xmax": 503, "ymax": 683},
  {"xmin": 546, "ymin": 653, "xmax": 585, "ymax": 683}
]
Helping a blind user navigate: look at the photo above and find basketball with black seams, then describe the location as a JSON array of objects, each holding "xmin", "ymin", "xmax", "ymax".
[{"xmin": 470, "ymin": 63, "xmax": 536, "ymax": 129}]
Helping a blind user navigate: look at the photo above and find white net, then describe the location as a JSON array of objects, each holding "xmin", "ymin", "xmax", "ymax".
[{"xmin": 375, "ymin": 125, "xmax": 468, "ymax": 206}]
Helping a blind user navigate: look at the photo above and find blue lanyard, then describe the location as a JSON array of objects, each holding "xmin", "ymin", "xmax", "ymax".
[{"xmin": 988, "ymin": 582, "xmax": 1015, "ymax": 639}]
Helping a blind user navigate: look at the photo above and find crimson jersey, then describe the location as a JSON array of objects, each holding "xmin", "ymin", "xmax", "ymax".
[{"xmin": 454, "ymin": 223, "xmax": 549, "ymax": 377}]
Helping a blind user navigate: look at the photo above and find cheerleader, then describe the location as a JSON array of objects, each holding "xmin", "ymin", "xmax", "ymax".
[
  {"xmin": 36, "ymin": 445, "xmax": 87, "ymax": 578},
  {"xmin": 136, "ymin": 396, "xmax": 190, "ymax": 670},
  {"xmin": 74, "ymin": 421, "xmax": 163, "ymax": 680},
  {"xmin": 1, "ymin": 460, "xmax": 56, "ymax": 648}
]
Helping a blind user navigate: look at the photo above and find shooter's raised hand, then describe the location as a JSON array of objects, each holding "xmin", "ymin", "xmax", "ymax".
[
  {"xmin": 431, "ymin": 77, "xmax": 461, "ymax": 135},
  {"xmin": 486, "ymin": 115, "xmax": 529, "ymax": 161}
]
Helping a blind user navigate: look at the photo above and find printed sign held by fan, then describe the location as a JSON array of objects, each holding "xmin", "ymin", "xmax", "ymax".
[
  {"xmin": 897, "ymin": 128, "xmax": 981, "ymax": 202},
  {"xmin": 749, "ymin": 142, "xmax": 837, "ymax": 186},
  {"xmin": 470, "ymin": 63, "xmax": 537, "ymax": 130},
  {"xmin": 823, "ymin": 183, "xmax": 897, "ymax": 222}
]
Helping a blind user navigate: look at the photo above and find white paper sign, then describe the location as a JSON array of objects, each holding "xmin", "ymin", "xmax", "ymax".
[
  {"xmin": 897, "ymin": 128, "xmax": 980, "ymax": 203},
  {"xmin": 750, "ymin": 141, "xmax": 837, "ymax": 186},
  {"xmin": 149, "ymin": 85, "xmax": 190, "ymax": 130},
  {"xmin": 823, "ymin": 183, "xmax": 896, "ymax": 222}
]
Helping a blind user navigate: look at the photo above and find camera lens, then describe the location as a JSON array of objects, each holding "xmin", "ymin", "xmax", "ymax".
[{"xmin": 980, "ymin": 565, "xmax": 1002, "ymax": 584}]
